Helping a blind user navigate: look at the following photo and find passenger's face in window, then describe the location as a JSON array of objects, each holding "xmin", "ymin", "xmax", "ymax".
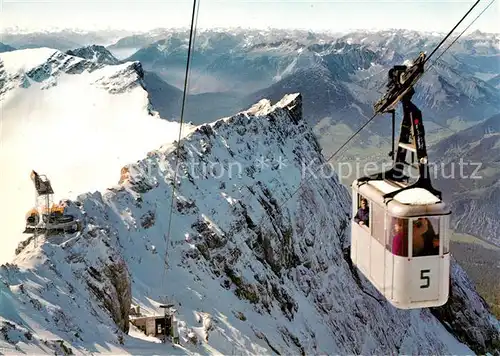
[
  {"xmin": 413, "ymin": 218, "xmax": 427, "ymax": 235},
  {"xmin": 360, "ymin": 200, "xmax": 366, "ymax": 208},
  {"xmin": 394, "ymin": 221, "xmax": 402, "ymax": 233}
]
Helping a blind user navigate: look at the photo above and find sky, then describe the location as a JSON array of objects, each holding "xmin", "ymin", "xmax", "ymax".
[{"xmin": 0, "ymin": 0, "xmax": 499, "ymax": 34}]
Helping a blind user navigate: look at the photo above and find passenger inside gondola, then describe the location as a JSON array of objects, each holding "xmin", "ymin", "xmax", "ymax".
[
  {"xmin": 354, "ymin": 197, "xmax": 369, "ymax": 227},
  {"xmin": 413, "ymin": 218, "xmax": 439, "ymax": 256},
  {"xmin": 392, "ymin": 218, "xmax": 408, "ymax": 257}
]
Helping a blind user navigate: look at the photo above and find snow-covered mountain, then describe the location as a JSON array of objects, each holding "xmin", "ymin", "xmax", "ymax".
[
  {"xmin": 63, "ymin": 44, "xmax": 243, "ymax": 125},
  {"xmin": 63, "ymin": 44, "xmax": 189, "ymax": 120},
  {"xmin": 1, "ymin": 93, "xmax": 498, "ymax": 354},
  {"xmin": 0, "ymin": 47, "xmax": 195, "ymax": 265}
]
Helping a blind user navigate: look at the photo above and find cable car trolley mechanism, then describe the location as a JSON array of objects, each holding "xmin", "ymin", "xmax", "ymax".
[{"xmin": 350, "ymin": 52, "xmax": 451, "ymax": 309}]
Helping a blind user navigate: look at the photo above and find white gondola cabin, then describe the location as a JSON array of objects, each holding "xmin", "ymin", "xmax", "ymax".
[
  {"xmin": 351, "ymin": 178, "xmax": 450, "ymax": 309},
  {"xmin": 348, "ymin": 51, "xmax": 454, "ymax": 309}
]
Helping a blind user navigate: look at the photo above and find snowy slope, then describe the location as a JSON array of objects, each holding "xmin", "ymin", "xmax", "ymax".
[
  {"xmin": 64, "ymin": 45, "xmax": 243, "ymax": 125},
  {"xmin": 0, "ymin": 48, "xmax": 195, "ymax": 265},
  {"xmin": 0, "ymin": 93, "xmax": 498, "ymax": 355}
]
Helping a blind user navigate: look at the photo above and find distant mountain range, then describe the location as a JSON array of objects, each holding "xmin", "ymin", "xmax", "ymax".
[
  {"xmin": 116, "ymin": 30, "xmax": 499, "ymax": 133},
  {"xmin": 0, "ymin": 29, "xmax": 133, "ymax": 51},
  {"xmin": 3, "ymin": 28, "xmax": 498, "ymax": 129}
]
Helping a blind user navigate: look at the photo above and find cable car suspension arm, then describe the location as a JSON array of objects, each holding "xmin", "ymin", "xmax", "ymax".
[{"xmin": 358, "ymin": 0, "xmax": 483, "ymax": 200}]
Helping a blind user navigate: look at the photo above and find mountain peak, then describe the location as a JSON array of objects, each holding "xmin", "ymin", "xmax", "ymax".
[
  {"xmin": 243, "ymin": 92, "xmax": 301, "ymax": 118},
  {"xmin": 0, "ymin": 48, "xmax": 146, "ymax": 99},
  {"xmin": 66, "ymin": 44, "xmax": 120, "ymax": 65}
]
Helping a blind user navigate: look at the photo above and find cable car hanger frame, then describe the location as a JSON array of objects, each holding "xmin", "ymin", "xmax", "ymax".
[{"xmin": 356, "ymin": 52, "xmax": 443, "ymax": 203}]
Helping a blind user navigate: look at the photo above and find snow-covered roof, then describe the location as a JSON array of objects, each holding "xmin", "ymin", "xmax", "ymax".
[
  {"xmin": 367, "ymin": 180, "xmax": 399, "ymax": 194},
  {"xmin": 365, "ymin": 180, "xmax": 441, "ymax": 205},
  {"xmin": 356, "ymin": 178, "xmax": 449, "ymax": 216},
  {"xmin": 394, "ymin": 187, "xmax": 441, "ymax": 205}
]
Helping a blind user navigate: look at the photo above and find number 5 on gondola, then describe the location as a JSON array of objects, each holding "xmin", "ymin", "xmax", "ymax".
[{"xmin": 420, "ymin": 269, "xmax": 430, "ymax": 288}]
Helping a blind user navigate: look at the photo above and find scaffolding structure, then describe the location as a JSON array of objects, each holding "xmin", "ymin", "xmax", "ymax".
[{"xmin": 23, "ymin": 170, "xmax": 79, "ymax": 237}]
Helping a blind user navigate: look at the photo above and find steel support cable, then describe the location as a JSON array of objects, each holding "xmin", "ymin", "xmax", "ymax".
[{"xmin": 161, "ymin": 0, "xmax": 200, "ymax": 292}]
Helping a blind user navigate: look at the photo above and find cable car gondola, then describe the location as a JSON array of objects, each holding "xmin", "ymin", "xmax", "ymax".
[{"xmin": 350, "ymin": 53, "xmax": 450, "ymax": 309}]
